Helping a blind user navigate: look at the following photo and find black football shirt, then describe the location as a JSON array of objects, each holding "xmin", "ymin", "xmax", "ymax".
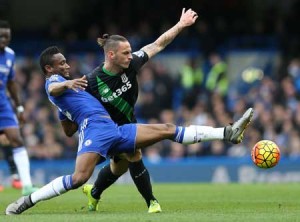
[{"xmin": 86, "ymin": 50, "xmax": 149, "ymax": 125}]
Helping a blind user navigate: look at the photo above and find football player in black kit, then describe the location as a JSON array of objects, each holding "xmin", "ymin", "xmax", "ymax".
[{"xmin": 83, "ymin": 8, "xmax": 198, "ymax": 213}]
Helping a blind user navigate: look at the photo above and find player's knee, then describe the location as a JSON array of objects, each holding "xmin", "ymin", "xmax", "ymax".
[
  {"xmin": 110, "ymin": 159, "xmax": 129, "ymax": 175},
  {"xmin": 165, "ymin": 123, "xmax": 176, "ymax": 133},
  {"xmin": 9, "ymin": 136, "xmax": 23, "ymax": 147},
  {"xmin": 127, "ymin": 150, "xmax": 142, "ymax": 162}
]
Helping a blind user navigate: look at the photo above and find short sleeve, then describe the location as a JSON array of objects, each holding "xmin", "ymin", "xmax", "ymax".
[
  {"xmin": 130, "ymin": 50, "xmax": 149, "ymax": 72},
  {"xmin": 7, "ymin": 56, "xmax": 15, "ymax": 81}
]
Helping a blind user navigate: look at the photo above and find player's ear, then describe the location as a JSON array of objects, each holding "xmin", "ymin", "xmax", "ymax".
[
  {"xmin": 107, "ymin": 50, "xmax": 115, "ymax": 60},
  {"xmin": 45, "ymin": 64, "xmax": 53, "ymax": 73}
]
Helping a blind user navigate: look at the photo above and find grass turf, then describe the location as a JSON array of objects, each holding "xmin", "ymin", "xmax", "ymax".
[{"xmin": 0, "ymin": 183, "xmax": 299, "ymax": 222}]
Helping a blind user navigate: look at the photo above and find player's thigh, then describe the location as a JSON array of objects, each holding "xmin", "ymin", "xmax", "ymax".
[
  {"xmin": 3, "ymin": 127, "xmax": 23, "ymax": 146},
  {"xmin": 135, "ymin": 123, "xmax": 176, "ymax": 149}
]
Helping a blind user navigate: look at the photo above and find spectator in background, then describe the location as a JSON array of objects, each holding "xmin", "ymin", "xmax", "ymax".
[
  {"xmin": 205, "ymin": 53, "xmax": 228, "ymax": 97},
  {"xmin": 288, "ymin": 58, "xmax": 300, "ymax": 94},
  {"xmin": 179, "ymin": 57, "xmax": 204, "ymax": 108}
]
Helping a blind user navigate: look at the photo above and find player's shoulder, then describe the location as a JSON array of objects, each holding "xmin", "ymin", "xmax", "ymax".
[
  {"xmin": 86, "ymin": 66, "xmax": 103, "ymax": 79},
  {"xmin": 48, "ymin": 74, "xmax": 64, "ymax": 82},
  {"xmin": 4, "ymin": 47, "xmax": 15, "ymax": 56}
]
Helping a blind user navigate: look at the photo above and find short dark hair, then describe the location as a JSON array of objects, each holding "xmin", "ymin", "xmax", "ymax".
[
  {"xmin": 39, "ymin": 46, "xmax": 61, "ymax": 74},
  {"xmin": 0, "ymin": 20, "xmax": 10, "ymax": 29}
]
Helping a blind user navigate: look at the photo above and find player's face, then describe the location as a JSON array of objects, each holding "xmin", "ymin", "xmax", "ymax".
[
  {"xmin": 51, "ymin": 53, "xmax": 71, "ymax": 78},
  {"xmin": 113, "ymin": 41, "xmax": 133, "ymax": 69},
  {"xmin": 0, "ymin": 28, "xmax": 11, "ymax": 50}
]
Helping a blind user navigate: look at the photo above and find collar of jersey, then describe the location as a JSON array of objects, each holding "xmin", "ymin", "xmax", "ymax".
[{"xmin": 102, "ymin": 66, "xmax": 118, "ymax": 76}]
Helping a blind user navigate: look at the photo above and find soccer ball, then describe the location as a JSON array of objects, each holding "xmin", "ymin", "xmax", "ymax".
[{"xmin": 251, "ymin": 140, "xmax": 280, "ymax": 168}]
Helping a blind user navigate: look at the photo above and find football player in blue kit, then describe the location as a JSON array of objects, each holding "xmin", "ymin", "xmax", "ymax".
[
  {"xmin": 5, "ymin": 46, "xmax": 253, "ymax": 215},
  {"xmin": 0, "ymin": 20, "xmax": 37, "ymax": 195}
]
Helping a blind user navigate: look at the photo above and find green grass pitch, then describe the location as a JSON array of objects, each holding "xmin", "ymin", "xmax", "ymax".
[{"xmin": 1, "ymin": 183, "xmax": 300, "ymax": 222}]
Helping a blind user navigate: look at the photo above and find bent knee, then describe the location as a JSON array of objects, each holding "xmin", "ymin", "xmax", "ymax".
[
  {"xmin": 126, "ymin": 150, "xmax": 142, "ymax": 162},
  {"xmin": 111, "ymin": 159, "xmax": 129, "ymax": 175}
]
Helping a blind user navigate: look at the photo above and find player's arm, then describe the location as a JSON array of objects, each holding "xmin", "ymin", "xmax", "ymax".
[
  {"xmin": 7, "ymin": 79, "xmax": 25, "ymax": 124},
  {"xmin": 48, "ymin": 76, "xmax": 88, "ymax": 96},
  {"xmin": 7, "ymin": 79, "xmax": 22, "ymax": 108},
  {"xmin": 60, "ymin": 119, "xmax": 78, "ymax": 137},
  {"xmin": 141, "ymin": 8, "xmax": 198, "ymax": 58}
]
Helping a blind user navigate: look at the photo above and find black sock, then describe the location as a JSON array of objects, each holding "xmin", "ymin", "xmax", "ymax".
[
  {"xmin": 2, "ymin": 147, "xmax": 18, "ymax": 176},
  {"xmin": 129, "ymin": 159, "xmax": 156, "ymax": 207},
  {"xmin": 91, "ymin": 164, "xmax": 120, "ymax": 199}
]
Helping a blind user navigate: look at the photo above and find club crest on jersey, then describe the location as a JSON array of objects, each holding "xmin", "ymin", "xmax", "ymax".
[
  {"xmin": 121, "ymin": 74, "xmax": 128, "ymax": 83},
  {"xmin": 84, "ymin": 139, "xmax": 92, "ymax": 146}
]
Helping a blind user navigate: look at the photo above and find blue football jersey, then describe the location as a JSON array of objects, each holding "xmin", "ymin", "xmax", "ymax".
[
  {"xmin": 0, "ymin": 47, "xmax": 15, "ymax": 107},
  {"xmin": 45, "ymin": 74, "xmax": 109, "ymax": 125}
]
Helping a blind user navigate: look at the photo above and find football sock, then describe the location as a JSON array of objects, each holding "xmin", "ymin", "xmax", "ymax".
[
  {"xmin": 91, "ymin": 164, "xmax": 120, "ymax": 199},
  {"xmin": 129, "ymin": 159, "xmax": 155, "ymax": 207},
  {"xmin": 174, "ymin": 126, "xmax": 224, "ymax": 144},
  {"xmin": 12, "ymin": 147, "xmax": 32, "ymax": 187},
  {"xmin": 30, "ymin": 176, "xmax": 70, "ymax": 204},
  {"xmin": 2, "ymin": 146, "xmax": 18, "ymax": 175}
]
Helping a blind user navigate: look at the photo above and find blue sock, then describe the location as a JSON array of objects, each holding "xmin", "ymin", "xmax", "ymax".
[
  {"xmin": 62, "ymin": 175, "xmax": 73, "ymax": 190},
  {"xmin": 173, "ymin": 126, "xmax": 185, "ymax": 143}
]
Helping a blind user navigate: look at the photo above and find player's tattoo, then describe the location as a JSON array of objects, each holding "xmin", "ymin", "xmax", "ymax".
[{"xmin": 142, "ymin": 24, "xmax": 183, "ymax": 58}]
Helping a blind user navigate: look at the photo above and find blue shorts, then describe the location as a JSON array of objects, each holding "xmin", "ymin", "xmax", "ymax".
[
  {"xmin": 0, "ymin": 103, "xmax": 18, "ymax": 130},
  {"xmin": 77, "ymin": 116, "xmax": 137, "ymax": 159}
]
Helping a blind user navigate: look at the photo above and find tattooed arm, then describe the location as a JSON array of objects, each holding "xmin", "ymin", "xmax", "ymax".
[{"xmin": 141, "ymin": 8, "xmax": 198, "ymax": 59}]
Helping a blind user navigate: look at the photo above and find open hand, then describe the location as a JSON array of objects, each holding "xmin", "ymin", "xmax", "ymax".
[
  {"xmin": 66, "ymin": 75, "xmax": 88, "ymax": 92},
  {"xmin": 178, "ymin": 8, "xmax": 198, "ymax": 28}
]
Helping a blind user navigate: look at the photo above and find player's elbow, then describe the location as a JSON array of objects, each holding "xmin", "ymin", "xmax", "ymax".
[
  {"xmin": 63, "ymin": 127, "xmax": 77, "ymax": 137},
  {"xmin": 65, "ymin": 131, "xmax": 75, "ymax": 137}
]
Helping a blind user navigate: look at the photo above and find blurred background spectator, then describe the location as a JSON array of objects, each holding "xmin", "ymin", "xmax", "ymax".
[{"xmin": 1, "ymin": 0, "xmax": 300, "ymax": 161}]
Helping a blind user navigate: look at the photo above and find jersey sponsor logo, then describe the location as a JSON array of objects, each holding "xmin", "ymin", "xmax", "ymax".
[
  {"xmin": 101, "ymin": 81, "xmax": 132, "ymax": 103},
  {"xmin": 133, "ymin": 50, "xmax": 145, "ymax": 58},
  {"xmin": 96, "ymin": 76, "xmax": 134, "ymax": 121}
]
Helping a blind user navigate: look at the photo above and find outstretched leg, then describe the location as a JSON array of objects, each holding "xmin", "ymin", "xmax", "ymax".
[
  {"xmin": 135, "ymin": 108, "xmax": 254, "ymax": 148},
  {"xmin": 5, "ymin": 152, "xmax": 100, "ymax": 215}
]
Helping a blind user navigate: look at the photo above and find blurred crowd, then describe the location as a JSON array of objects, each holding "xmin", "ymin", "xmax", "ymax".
[{"xmin": 0, "ymin": 51, "xmax": 299, "ymax": 162}]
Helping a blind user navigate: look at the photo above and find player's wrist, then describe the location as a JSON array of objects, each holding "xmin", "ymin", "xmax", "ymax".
[
  {"xmin": 16, "ymin": 105, "xmax": 24, "ymax": 113},
  {"xmin": 176, "ymin": 22, "xmax": 185, "ymax": 30}
]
